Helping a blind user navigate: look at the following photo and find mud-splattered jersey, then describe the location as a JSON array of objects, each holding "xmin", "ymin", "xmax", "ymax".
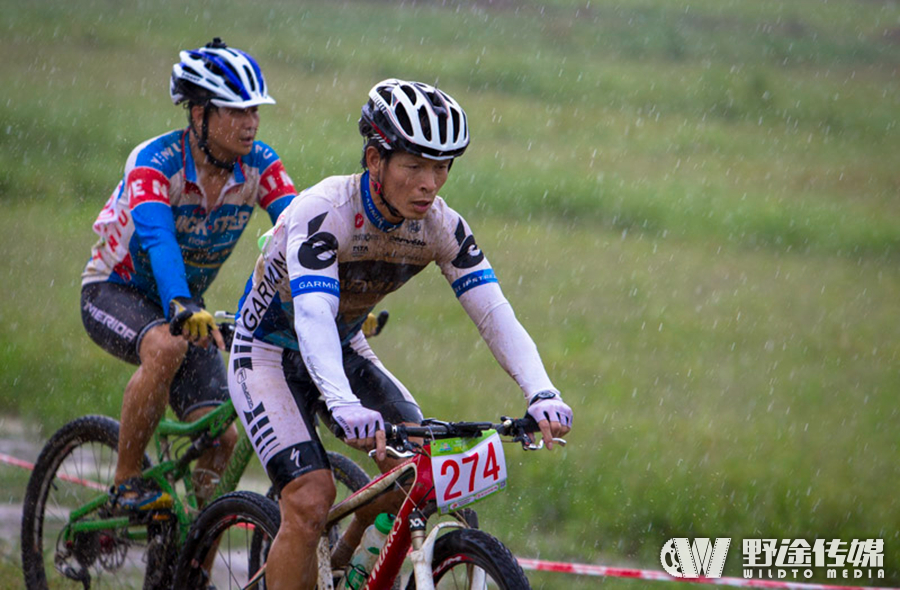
[
  {"xmin": 235, "ymin": 171, "xmax": 557, "ymax": 407},
  {"xmin": 82, "ymin": 128, "xmax": 296, "ymax": 317}
]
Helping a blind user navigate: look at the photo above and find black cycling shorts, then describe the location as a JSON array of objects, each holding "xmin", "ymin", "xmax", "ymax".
[
  {"xmin": 80, "ymin": 282, "xmax": 228, "ymax": 420},
  {"xmin": 228, "ymin": 330, "xmax": 423, "ymax": 493}
]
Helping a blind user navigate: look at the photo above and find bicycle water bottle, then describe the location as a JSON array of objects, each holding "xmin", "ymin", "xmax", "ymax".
[{"xmin": 341, "ymin": 513, "xmax": 394, "ymax": 590}]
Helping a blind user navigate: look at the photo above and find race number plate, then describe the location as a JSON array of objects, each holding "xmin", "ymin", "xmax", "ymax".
[{"xmin": 431, "ymin": 430, "xmax": 507, "ymax": 514}]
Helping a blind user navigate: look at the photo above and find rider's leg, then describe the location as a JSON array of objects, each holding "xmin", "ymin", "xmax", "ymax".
[
  {"xmin": 169, "ymin": 333, "xmax": 234, "ymax": 505},
  {"xmin": 267, "ymin": 469, "xmax": 336, "ymax": 590},
  {"xmin": 115, "ymin": 324, "xmax": 187, "ymax": 484},
  {"xmin": 183, "ymin": 406, "xmax": 238, "ymax": 505},
  {"xmin": 80, "ymin": 284, "xmax": 181, "ymax": 489},
  {"xmin": 228, "ymin": 336, "xmax": 338, "ymax": 588},
  {"xmin": 181, "ymin": 406, "xmax": 238, "ymax": 574}
]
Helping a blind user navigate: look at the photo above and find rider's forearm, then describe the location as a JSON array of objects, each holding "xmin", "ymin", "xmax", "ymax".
[
  {"xmin": 132, "ymin": 204, "xmax": 192, "ymax": 315},
  {"xmin": 292, "ymin": 292, "xmax": 358, "ymax": 408},
  {"xmin": 459, "ymin": 283, "xmax": 558, "ymax": 400}
]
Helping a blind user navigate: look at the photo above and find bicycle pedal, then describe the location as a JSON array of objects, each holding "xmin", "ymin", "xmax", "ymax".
[
  {"xmin": 148, "ymin": 510, "xmax": 174, "ymax": 522},
  {"xmin": 120, "ymin": 507, "xmax": 173, "ymax": 526}
]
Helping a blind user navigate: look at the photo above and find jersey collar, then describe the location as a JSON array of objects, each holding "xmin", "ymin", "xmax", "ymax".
[
  {"xmin": 182, "ymin": 128, "xmax": 246, "ymax": 185},
  {"xmin": 360, "ymin": 171, "xmax": 403, "ymax": 233}
]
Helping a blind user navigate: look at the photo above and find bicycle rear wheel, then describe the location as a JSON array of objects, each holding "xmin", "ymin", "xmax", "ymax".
[
  {"xmin": 21, "ymin": 414, "xmax": 153, "ymax": 589},
  {"xmin": 406, "ymin": 528, "xmax": 531, "ymax": 590}
]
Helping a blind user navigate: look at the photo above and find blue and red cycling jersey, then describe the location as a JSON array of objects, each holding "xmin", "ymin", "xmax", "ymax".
[{"xmin": 82, "ymin": 128, "xmax": 296, "ymax": 316}]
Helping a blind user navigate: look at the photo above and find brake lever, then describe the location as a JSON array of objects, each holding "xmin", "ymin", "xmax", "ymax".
[
  {"xmin": 369, "ymin": 447, "xmax": 416, "ymax": 459},
  {"xmin": 522, "ymin": 437, "xmax": 568, "ymax": 451}
]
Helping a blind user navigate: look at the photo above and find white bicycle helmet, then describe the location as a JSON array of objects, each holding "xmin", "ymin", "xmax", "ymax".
[
  {"xmin": 170, "ymin": 38, "xmax": 275, "ymax": 109},
  {"xmin": 359, "ymin": 79, "xmax": 469, "ymax": 160}
]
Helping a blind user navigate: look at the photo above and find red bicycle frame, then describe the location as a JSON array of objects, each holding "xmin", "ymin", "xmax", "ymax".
[
  {"xmin": 315, "ymin": 417, "xmax": 554, "ymax": 589},
  {"xmin": 323, "ymin": 446, "xmax": 438, "ymax": 589}
]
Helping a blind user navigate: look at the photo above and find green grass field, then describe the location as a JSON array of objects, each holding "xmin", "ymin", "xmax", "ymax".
[{"xmin": 1, "ymin": 0, "xmax": 898, "ymax": 587}]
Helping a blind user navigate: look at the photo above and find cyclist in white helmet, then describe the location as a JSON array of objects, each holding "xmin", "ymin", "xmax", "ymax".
[
  {"xmin": 81, "ymin": 38, "xmax": 297, "ymax": 513},
  {"xmin": 227, "ymin": 78, "xmax": 573, "ymax": 588}
]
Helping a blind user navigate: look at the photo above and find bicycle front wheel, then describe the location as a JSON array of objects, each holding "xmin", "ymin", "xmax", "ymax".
[
  {"xmin": 21, "ymin": 414, "xmax": 153, "ymax": 589},
  {"xmin": 407, "ymin": 528, "xmax": 532, "ymax": 590},
  {"xmin": 173, "ymin": 491, "xmax": 280, "ymax": 589}
]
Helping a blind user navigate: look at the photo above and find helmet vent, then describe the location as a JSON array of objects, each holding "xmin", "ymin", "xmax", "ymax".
[
  {"xmin": 450, "ymin": 110, "xmax": 461, "ymax": 142},
  {"xmin": 401, "ymin": 85, "xmax": 417, "ymax": 103},
  {"xmin": 223, "ymin": 78, "xmax": 241, "ymax": 96},
  {"xmin": 437, "ymin": 111, "xmax": 448, "ymax": 144},
  {"xmin": 395, "ymin": 105, "xmax": 414, "ymax": 137},
  {"xmin": 416, "ymin": 107, "xmax": 433, "ymax": 142},
  {"xmin": 243, "ymin": 66, "xmax": 257, "ymax": 93}
]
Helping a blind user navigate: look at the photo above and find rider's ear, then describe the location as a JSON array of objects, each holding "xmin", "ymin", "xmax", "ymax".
[
  {"xmin": 189, "ymin": 105, "xmax": 205, "ymax": 128},
  {"xmin": 365, "ymin": 145, "xmax": 383, "ymax": 173}
]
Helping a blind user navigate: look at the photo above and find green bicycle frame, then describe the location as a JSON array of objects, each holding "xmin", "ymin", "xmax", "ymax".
[{"xmin": 61, "ymin": 399, "xmax": 255, "ymax": 546}]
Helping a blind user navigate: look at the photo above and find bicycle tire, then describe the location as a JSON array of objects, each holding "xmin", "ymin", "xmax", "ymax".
[
  {"xmin": 21, "ymin": 414, "xmax": 153, "ymax": 590},
  {"xmin": 406, "ymin": 528, "xmax": 532, "ymax": 590},
  {"xmin": 251, "ymin": 451, "xmax": 371, "ymax": 585},
  {"xmin": 326, "ymin": 450, "xmax": 372, "ymax": 495},
  {"xmin": 172, "ymin": 491, "xmax": 281, "ymax": 589}
]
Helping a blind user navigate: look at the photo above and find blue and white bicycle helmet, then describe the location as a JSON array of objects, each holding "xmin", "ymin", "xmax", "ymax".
[
  {"xmin": 359, "ymin": 78, "xmax": 469, "ymax": 161},
  {"xmin": 170, "ymin": 38, "xmax": 275, "ymax": 109}
]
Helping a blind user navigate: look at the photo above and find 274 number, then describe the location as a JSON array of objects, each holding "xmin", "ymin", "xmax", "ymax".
[{"xmin": 440, "ymin": 441, "xmax": 502, "ymax": 501}]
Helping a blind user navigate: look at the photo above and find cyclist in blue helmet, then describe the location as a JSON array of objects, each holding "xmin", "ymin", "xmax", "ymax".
[{"xmin": 81, "ymin": 38, "xmax": 297, "ymax": 514}]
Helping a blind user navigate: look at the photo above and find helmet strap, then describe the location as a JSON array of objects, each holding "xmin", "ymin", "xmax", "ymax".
[
  {"xmin": 194, "ymin": 105, "xmax": 236, "ymax": 171},
  {"xmin": 372, "ymin": 173, "xmax": 404, "ymax": 220}
]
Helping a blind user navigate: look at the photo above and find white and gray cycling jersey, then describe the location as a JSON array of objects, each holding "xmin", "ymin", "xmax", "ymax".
[{"xmin": 233, "ymin": 170, "xmax": 558, "ymax": 410}]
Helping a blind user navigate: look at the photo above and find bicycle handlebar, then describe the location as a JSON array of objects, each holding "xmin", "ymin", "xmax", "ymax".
[
  {"xmin": 378, "ymin": 415, "xmax": 565, "ymax": 455},
  {"xmin": 384, "ymin": 416, "xmax": 536, "ymax": 439}
]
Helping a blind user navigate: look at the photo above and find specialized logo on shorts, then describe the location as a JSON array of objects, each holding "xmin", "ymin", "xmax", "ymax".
[
  {"xmin": 355, "ymin": 213, "xmax": 364, "ymax": 228},
  {"xmin": 298, "ymin": 212, "xmax": 338, "ymax": 270},
  {"xmin": 660, "ymin": 538, "xmax": 730, "ymax": 579},
  {"xmin": 451, "ymin": 218, "xmax": 484, "ymax": 269},
  {"xmin": 290, "ymin": 448, "xmax": 303, "ymax": 468}
]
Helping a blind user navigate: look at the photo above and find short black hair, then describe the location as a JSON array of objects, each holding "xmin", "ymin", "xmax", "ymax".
[{"xmin": 360, "ymin": 137, "xmax": 393, "ymax": 170}]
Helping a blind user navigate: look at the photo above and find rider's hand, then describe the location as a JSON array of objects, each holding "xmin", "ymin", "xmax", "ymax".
[
  {"xmin": 168, "ymin": 297, "xmax": 225, "ymax": 350},
  {"xmin": 331, "ymin": 403, "xmax": 386, "ymax": 462},
  {"xmin": 526, "ymin": 391, "xmax": 572, "ymax": 451},
  {"xmin": 362, "ymin": 310, "xmax": 389, "ymax": 338}
]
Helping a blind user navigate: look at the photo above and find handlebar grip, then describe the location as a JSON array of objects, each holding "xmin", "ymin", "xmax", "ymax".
[
  {"xmin": 374, "ymin": 310, "xmax": 389, "ymax": 336},
  {"xmin": 169, "ymin": 314, "xmax": 186, "ymax": 336},
  {"xmin": 518, "ymin": 413, "xmax": 540, "ymax": 433},
  {"xmin": 218, "ymin": 323, "xmax": 235, "ymax": 350}
]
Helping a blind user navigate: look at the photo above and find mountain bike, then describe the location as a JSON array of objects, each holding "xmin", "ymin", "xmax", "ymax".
[
  {"xmin": 20, "ymin": 317, "xmax": 375, "ymax": 590},
  {"xmin": 174, "ymin": 415, "xmax": 564, "ymax": 589}
]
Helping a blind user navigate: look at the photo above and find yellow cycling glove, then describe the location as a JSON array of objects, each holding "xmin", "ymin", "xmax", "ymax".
[
  {"xmin": 169, "ymin": 298, "xmax": 216, "ymax": 341},
  {"xmin": 362, "ymin": 310, "xmax": 390, "ymax": 338}
]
